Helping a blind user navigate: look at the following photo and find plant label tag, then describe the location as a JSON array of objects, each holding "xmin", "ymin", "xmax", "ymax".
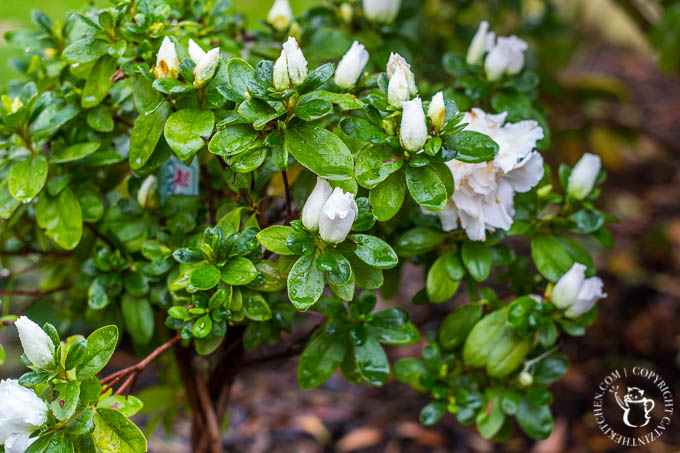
[{"xmin": 159, "ymin": 156, "xmax": 199, "ymax": 202}]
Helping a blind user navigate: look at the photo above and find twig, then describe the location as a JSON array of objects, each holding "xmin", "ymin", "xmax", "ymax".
[
  {"xmin": 240, "ymin": 322, "xmax": 321, "ymax": 369},
  {"xmin": 194, "ymin": 368, "xmax": 222, "ymax": 453}
]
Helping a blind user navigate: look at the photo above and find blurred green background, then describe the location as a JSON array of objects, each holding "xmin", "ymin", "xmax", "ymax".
[{"xmin": 0, "ymin": 0, "xmax": 320, "ymax": 84}]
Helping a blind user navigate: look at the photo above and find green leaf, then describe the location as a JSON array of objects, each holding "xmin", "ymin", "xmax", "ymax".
[
  {"xmin": 297, "ymin": 332, "xmax": 347, "ymax": 389},
  {"xmin": 9, "ymin": 155, "xmax": 48, "ymax": 202},
  {"xmin": 65, "ymin": 337, "xmax": 87, "ymax": 371},
  {"xmin": 87, "ymin": 105, "xmax": 114, "ymax": 132},
  {"xmin": 50, "ymin": 142, "xmax": 100, "ymax": 164},
  {"xmin": 164, "ymin": 109, "xmax": 214, "ymax": 160},
  {"xmin": 52, "ymin": 381, "xmax": 80, "ymax": 421},
  {"xmin": 285, "ymin": 123, "xmax": 354, "ymax": 181},
  {"xmin": 395, "ymin": 227, "xmax": 448, "ymax": 257},
  {"xmin": 221, "ymin": 257, "xmax": 258, "ymax": 285},
  {"xmin": 443, "ymin": 130, "xmax": 499, "ymax": 163},
  {"xmin": 208, "ymin": 124, "xmax": 258, "ymax": 156},
  {"xmin": 533, "ymin": 354, "xmax": 569, "ymax": 385},
  {"xmin": 486, "ymin": 330, "xmax": 531, "ymax": 378},
  {"xmin": 287, "ymin": 253, "xmax": 325, "ymax": 310},
  {"xmin": 98, "ymin": 395, "xmax": 144, "ymax": 417},
  {"xmin": 501, "ymin": 388, "xmax": 522, "ymax": 415},
  {"xmin": 420, "ymin": 401, "xmax": 447, "ymax": 426},
  {"xmin": 93, "ymin": 407, "xmax": 147, "ymax": 453},
  {"xmin": 405, "ymin": 166, "xmax": 447, "ymax": 210},
  {"xmin": 256, "ymin": 226, "xmax": 295, "ymax": 255},
  {"xmin": 476, "ymin": 390, "xmax": 506, "ymax": 439},
  {"xmin": 82, "ymin": 55, "xmax": 117, "ymax": 108},
  {"xmin": 190, "ymin": 264, "xmax": 221, "ymax": 290},
  {"xmin": 298, "ymin": 62, "xmax": 334, "ymax": 94},
  {"xmin": 369, "ymin": 172, "xmax": 406, "ymax": 222},
  {"xmin": 230, "ymin": 146, "xmax": 266, "ymax": 173},
  {"xmin": 426, "ymin": 253, "xmax": 462, "ymax": 303},
  {"xmin": 516, "ymin": 398, "xmax": 554, "ymax": 440},
  {"xmin": 353, "ymin": 335, "xmax": 389, "ymax": 386},
  {"xmin": 462, "ymin": 309, "xmax": 507, "ymax": 367},
  {"xmin": 369, "ymin": 308, "xmax": 420, "ymax": 345},
  {"xmin": 36, "ymin": 187, "xmax": 82, "ymax": 250},
  {"xmin": 65, "ymin": 407, "xmax": 95, "ymax": 435},
  {"xmin": 29, "ymin": 102, "xmax": 80, "ymax": 138},
  {"xmin": 294, "ymin": 98, "xmax": 333, "ymax": 121},
  {"xmin": 392, "ymin": 358, "xmax": 427, "ymax": 392},
  {"xmin": 0, "ymin": 180, "xmax": 20, "ymax": 219},
  {"xmin": 461, "ymin": 241, "xmax": 492, "ymax": 282},
  {"xmin": 173, "ymin": 247, "xmax": 206, "ymax": 264},
  {"xmin": 192, "ymin": 315, "xmax": 213, "ymax": 339},
  {"xmin": 77, "ymin": 325, "xmax": 118, "ymax": 379},
  {"xmin": 226, "ymin": 58, "xmax": 255, "ymax": 102},
  {"xmin": 355, "ymin": 145, "xmax": 403, "ymax": 189},
  {"xmin": 530, "ymin": 235, "xmax": 574, "ymax": 282},
  {"xmin": 121, "ymin": 295, "xmax": 154, "ymax": 345},
  {"xmin": 129, "ymin": 101, "xmax": 171, "ymax": 170},
  {"xmin": 63, "ymin": 37, "xmax": 108, "ymax": 63},
  {"xmin": 242, "ymin": 290, "xmax": 272, "ymax": 321},
  {"xmin": 349, "ymin": 234, "xmax": 398, "ymax": 269}
]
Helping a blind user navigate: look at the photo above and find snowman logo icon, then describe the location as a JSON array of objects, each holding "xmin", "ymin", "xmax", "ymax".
[{"xmin": 613, "ymin": 386, "xmax": 655, "ymax": 428}]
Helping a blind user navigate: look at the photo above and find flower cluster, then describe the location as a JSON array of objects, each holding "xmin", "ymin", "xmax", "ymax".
[
  {"xmin": 302, "ymin": 178, "xmax": 358, "ymax": 244},
  {"xmin": 466, "ymin": 21, "xmax": 528, "ymax": 81}
]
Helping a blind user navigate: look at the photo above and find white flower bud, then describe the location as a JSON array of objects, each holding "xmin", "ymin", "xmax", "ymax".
[
  {"xmin": 282, "ymin": 37, "xmax": 308, "ymax": 86},
  {"xmin": 334, "ymin": 41, "xmax": 369, "ymax": 89},
  {"xmin": 466, "ymin": 21, "xmax": 491, "ymax": 65},
  {"xmin": 15, "ymin": 316, "xmax": 55, "ymax": 369},
  {"xmin": 551, "ymin": 263, "xmax": 607, "ymax": 318},
  {"xmin": 193, "ymin": 48, "xmax": 220, "ymax": 87},
  {"xmin": 387, "ymin": 53, "xmax": 416, "ymax": 96},
  {"xmin": 428, "ymin": 91, "xmax": 446, "ymax": 129},
  {"xmin": 363, "ymin": 0, "xmax": 401, "ymax": 23},
  {"xmin": 319, "ymin": 187, "xmax": 358, "ymax": 244},
  {"xmin": 400, "ymin": 98, "xmax": 428, "ymax": 151},
  {"xmin": 0, "ymin": 379, "xmax": 48, "ymax": 451},
  {"xmin": 188, "ymin": 39, "xmax": 207, "ymax": 65},
  {"xmin": 567, "ymin": 153, "xmax": 601, "ymax": 200},
  {"xmin": 154, "ymin": 37, "xmax": 179, "ymax": 79},
  {"xmin": 387, "ymin": 68, "xmax": 410, "ymax": 107},
  {"xmin": 273, "ymin": 51, "xmax": 289, "ymax": 91},
  {"xmin": 268, "ymin": 0, "xmax": 293, "ymax": 31},
  {"xmin": 339, "ymin": 3, "xmax": 354, "ymax": 22},
  {"xmin": 484, "ymin": 36, "xmax": 527, "ymax": 81},
  {"xmin": 301, "ymin": 177, "xmax": 333, "ymax": 231},
  {"xmin": 137, "ymin": 175, "xmax": 158, "ymax": 210},
  {"xmin": 518, "ymin": 371, "xmax": 533, "ymax": 387}
]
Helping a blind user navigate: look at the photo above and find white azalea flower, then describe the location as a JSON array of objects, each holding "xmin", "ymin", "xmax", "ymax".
[
  {"xmin": 334, "ymin": 41, "xmax": 369, "ymax": 89},
  {"xmin": 466, "ymin": 21, "xmax": 495, "ymax": 65},
  {"xmin": 428, "ymin": 91, "xmax": 446, "ymax": 129},
  {"xmin": 400, "ymin": 98, "xmax": 428, "ymax": 151},
  {"xmin": 273, "ymin": 51, "xmax": 290, "ymax": 91},
  {"xmin": 387, "ymin": 67, "xmax": 410, "ymax": 107},
  {"xmin": 485, "ymin": 35, "xmax": 528, "ymax": 81},
  {"xmin": 319, "ymin": 187, "xmax": 358, "ymax": 244},
  {"xmin": 282, "ymin": 37, "xmax": 308, "ymax": 86},
  {"xmin": 386, "ymin": 53, "xmax": 417, "ymax": 96},
  {"xmin": 363, "ymin": 0, "xmax": 401, "ymax": 23},
  {"xmin": 552, "ymin": 263, "xmax": 607, "ymax": 318},
  {"xmin": 267, "ymin": 0, "xmax": 293, "ymax": 31},
  {"xmin": 302, "ymin": 177, "xmax": 333, "ymax": 231},
  {"xmin": 15, "ymin": 316, "xmax": 55, "ymax": 369},
  {"xmin": 187, "ymin": 40, "xmax": 220, "ymax": 87},
  {"xmin": 154, "ymin": 37, "xmax": 179, "ymax": 79},
  {"xmin": 567, "ymin": 153, "xmax": 601, "ymax": 200},
  {"xmin": 137, "ymin": 175, "xmax": 158, "ymax": 210},
  {"xmin": 425, "ymin": 108, "xmax": 544, "ymax": 240},
  {"xmin": 0, "ymin": 379, "xmax": 48, "ymax": 452},
  {"xmin": 188, "ymin": 39, "xmax": 207, "ymax": 65}
]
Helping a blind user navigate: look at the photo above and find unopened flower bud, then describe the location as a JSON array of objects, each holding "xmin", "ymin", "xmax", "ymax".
[
  {"xmin": 319, "ymin": 187, "xmax": 358, "ymax": 244},
  {"xmin": 334, "ymin": 41, "xmax": 369, "ymax": 89},
  {"xmin": 400, "ymin": 97, "xmax": 428, "ymax": 151},
  {"xmin": 387, "ymin": 68, "xmax": 410, "ymax": 107},
  {"xmin": 282, "ymin": 37, "xmax": 308, "ymax": 86},
  {"xmin": 363, "ymin": 0, "xmax": 401, "ymax": 23},
  {"xmin": 301, "ymin": 177, "xmax": 333, "ymax": 231},
  {"xmin": 15, "ymin": 316, "xmax": 55, "ymax": 369},
  {"xmin": 188, "ymin": 39, "xmax": 206, "ymax": 65},
  {"xmin": 267, "ymin": 0, "xmax": 293, "ymax": 31},
  {"xmin": 154, "ymin": 37, "xmax": 179, "ymax": 79},
  {"xmin": 518, "ymin": 371, "xmax": 533, "ymax": 387},
  {"xmin": 339, "ymin": 3, "xmax": 353, "ymax": 23},
  {"xmin": 193, "ymin": 47, "xmax": 220, "ymax": 87},
  {"xmin": 552, "ymin": 262, "xmax": 606, "ymax": 318},
  {"xmin": 466, "ymin": 21, "xmax": 493, "ymax": 65},
  {"xmin": 428, "ymin": 91, "xmax": 446, "ymax": 129},
  {"xmin": 273, "ymin": 50, "xmax": 290, "ymax": 91},
  {"xmin": 137, "ymin": 175, "xmax": 158, "ymax": 210},
  {"xmin": 387, "ymin": 53, "xmax": 416, "ymax": 96},
  {"xmin": 567, "ymin": 153, "xmax": 601, "ymax": 200}
]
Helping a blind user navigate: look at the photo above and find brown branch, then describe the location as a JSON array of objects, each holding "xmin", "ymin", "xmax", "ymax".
[
  {"xmin": 194, "ymin": 368, "xmax": 222, "ymax": 453},
  {"xmin": 614, "ymin": 0, "xmax": 654, "ymax": 32},
  {"xmin": 0, "ymin": 285, "xmax": 71, "ymax": 298},
  {"xmin": 282, "ymin": 170, "xmax": 292, "ymax": 217},
  {"xmin": 240, "ymin": 322, "xmax": 321, "ymax": 369}
]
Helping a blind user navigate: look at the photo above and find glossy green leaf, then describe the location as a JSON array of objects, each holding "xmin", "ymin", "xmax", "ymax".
[
  {"xmin": 121, "ymin": 295, "xmax": 154, "ymax": 345},
  {"xmin": 36, "ymin": 187, "xmax": 82, "ymax": 250},
  {"xmin": 9, "ymin": 155, "xmax": 48, "ymax": 202},
  {"xmin": 297, "ymin": 332, "xmax": 347, "ymax": 389},
  {"xmin": 77, "ymin": 325, "xmax": 118, "ymax": 379},
  {"xmin": 405, "ymin": 165, "xmax": 447, "ymax": 210},
  {"xmin": 287, "ymin": 253, "xmax": 325, "ymax": 311},
  {"xmin": 164, "ymin": 109, "xmax": 214, "ymax": 160},
  {"xmin": 349, "ymin": 234, "xmax": 398, "ymax": 269},
  {"xmin": 256, "ymin": 225, "xmax": 295, "ymax": 255},
  {"xmin": 285, "ymin": 123, "xmax": 353, "ymax": 181},
  {"xmin": 129, "ymin": 101, "xmax": 171, "ymax": 170},
  {"xmin": 221, "ymin": 257, "xmax": 258, "ymax": 285},
  {"xmin": 93, "ymin": 407, "xmax": 147, "ymax": 453},
  {"xmin": 461, "ymin": 241, "xmax": 492, "ymax": 282},
  {"xmin": 50, "ymin": 143, "xmax": 100, "ymax": 164}
]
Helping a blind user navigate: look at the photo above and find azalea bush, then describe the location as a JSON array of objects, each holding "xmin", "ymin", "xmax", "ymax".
[{"xmin": 0, "ymin": 0, "xmax": 618, "ymax": 452}]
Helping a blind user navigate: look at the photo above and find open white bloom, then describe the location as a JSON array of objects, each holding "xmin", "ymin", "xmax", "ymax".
[
  {"xmin": 154, "ymin": 37, "xmax": 179, "ymax": 79},
  {"xmin": 428, "ymin": 91, "xmax": 446, "ymax": 129},
  {"xmin": 319, "ymin": 187, "xmax": 358, "ymax": 244},
  {"xmin": 466, "ymin": 21, "xmax": 495, "ymax": 65},
  {"xmin": 282, "ymin": 37, "xmax": 308, "ymax": 86},
  {"xmin": 15, "ymin": 316, "xmax": 55, "ymax": 369},
  {"xmin": 386, "ymin": 53, "xmax": 416, "ymax": 97},
  {"xmin": 552, "ymin": 263, "xmax": 607, "ymax": 318},
  {"xmin": 273, "ymin": 51, "xmax": 290, "ymax": 91},
  {"xmin": 400, "ymin": 98, "xmax": 428, "ymax": 151},
  {"xmin": 187, "ymin": 40, "xmax": 220, "ymax": 87},
  {"xmin": 567, "ymin": 153, "xmax": 601, "ymax": 200},
  {"xmin": 334, "ymin": 41, "xmax": 369, "ymax": 89},
  {"xmin": 425, "ymin": 108, "xmax": 544, "ymax": 240},
  {"xmin": 363, "ymin": 0, "xmax": 401, "ymax": 23},
  {"xmin": 302, "ymin": 177, "xmax": 334, "ymax": 231},
  {"xmin": 485, "ymin": 36, "xmax": 528, "ymax": 81},
  {"xmin": 0, "ymin": 379, "xmax": 48, "ymax": 453},
  {"xmin": 267, "ymin": 0, "xmax": 293, "ymax": 31}
]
